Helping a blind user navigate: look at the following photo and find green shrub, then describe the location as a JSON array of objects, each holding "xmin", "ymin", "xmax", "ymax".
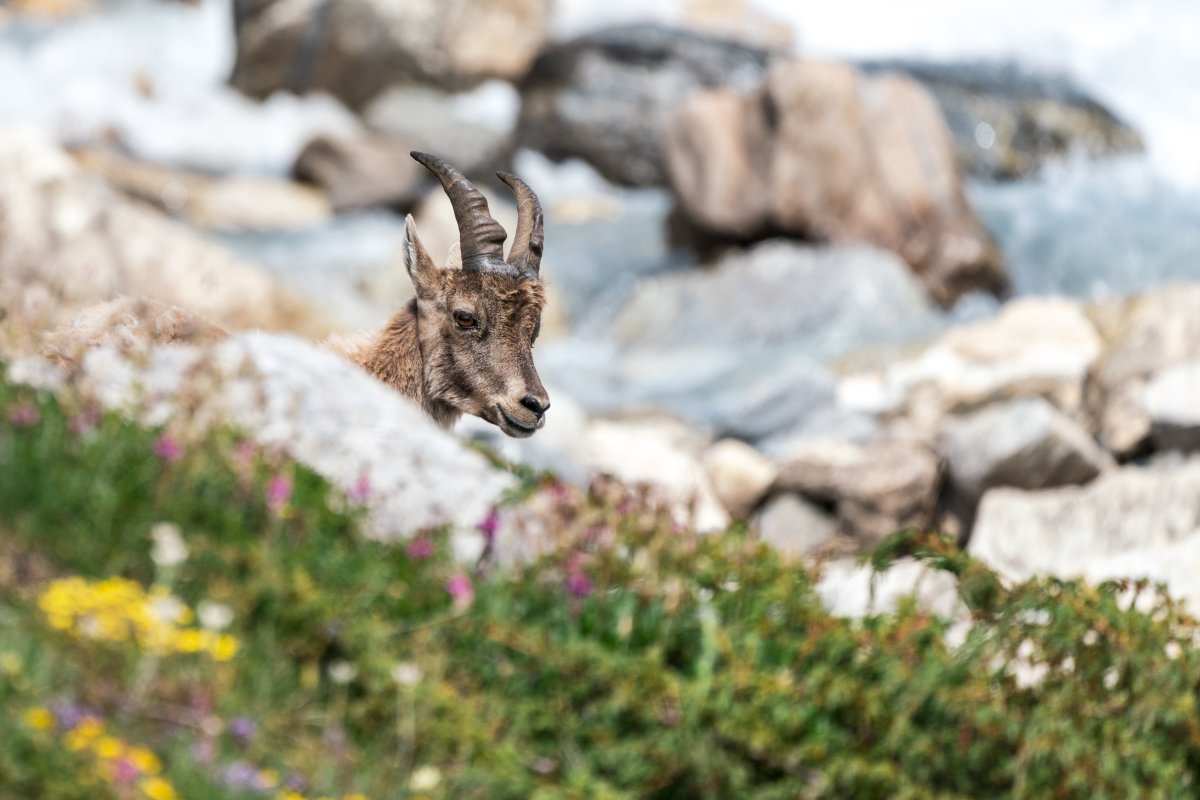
[{"xmin": 2, "ymin": 365, "xmax": 1200, "ymax": 799}]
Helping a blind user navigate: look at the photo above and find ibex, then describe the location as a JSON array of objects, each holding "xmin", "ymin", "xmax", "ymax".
[{"xmin": 335, "ymin": 152, "xmax": 551, "ymax": 437}]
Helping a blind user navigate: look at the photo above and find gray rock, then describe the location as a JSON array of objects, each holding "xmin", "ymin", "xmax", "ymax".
[
  {"xmin": 612, "ymin": 240, "xmax": 940, "ymax": 358},
  {"xmin": 664, "ymin": 58, "xmax": 1008, "ymax": 306},
  {"xmin": 1086, "ymin": 283, "xmax": 1200, "ymax": 457},
  {"xmin": 756, "ymin": 493, "xmax": 837, "ymax": 559},
  {"xmin": 774, "ymin": 438, "xmax": 943, "ymax": 545},
  {"xmin": 517, "ymin": 23, "xmax": 771, "ymax": 187},
  {"xmin": 817, "ymin": 557, "xmax": 965, "ymax": 619},
  {"xmin": 1142, "ymin": 359, "xmax": 1200, "ymax": 451},
  {"xmin": 860, "ymin": 60, "xmax": 1144, "ymax": 180},
  {"xmin": 939, "ymin": 397, "xmax": 1114, "ymax": 506},
  {"xmin": 230, "ymin": 0, "xmax": 552, "ymax": 109},
  {"xmin": 69, "ymin": 333, "xmax": 513, "ymax": 549},
  {"xmin": 970, "ymin": 461, "xmax": 1200, "ymax": 583}
]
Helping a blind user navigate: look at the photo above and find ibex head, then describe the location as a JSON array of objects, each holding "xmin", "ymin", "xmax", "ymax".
[{"xmin": 405, "ymin": 152, "xmax": 550, "ymax": 438}]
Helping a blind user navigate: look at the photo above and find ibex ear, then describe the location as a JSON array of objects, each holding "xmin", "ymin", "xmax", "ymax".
[
  {"xmin": 403, "ymin": 214, "xmax": 440, "ymax": 296},
  {"xmin": 445, "ymin": 241, "xmax": 462, "ymax": 270}
]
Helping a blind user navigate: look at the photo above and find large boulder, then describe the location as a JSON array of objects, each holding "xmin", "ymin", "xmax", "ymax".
[
  {"xmin": 1141, "ymin": 359, "xmax": 1200, "ymax": 452},
  {"xmin": 970, "ymin": 462, "xmax": 1200, "ymax": 592},
  {"xmin": 517, "ymin": 23, "xmax": 771, "ymax": 187},
  {"xmin": 861, "ymin": 60, "xmax": 1144, "ymax": 180},
  {"xmin": 939, "ymin": 397, "xmax": 1115, "ymax": 509},
  {"xmin": 1085, "ymin": 283, "xmax": 1200, "ymax": 457},
  {"xmin": 24, "ymin": 333, "xmax": 513, "ymax": 549},
  {"xmin": 0, "ymin": 130, "xmax": 331, "ymax": 357},
  {"xmin": 292, "ymin": 133, "xmax": 428, "ymax": 212},
  {"xmin": 841, "ymin": 297, "xmax": 1103, "ymax": 433},
  {"xmin": 611, "ymin": 240, "xmax": 940, "ymax": 358},
  {"xmin": 230, "ymin": 0, "xmax": 552, "ymax": 109},
  {"xmin": 773, "ymin": 437, "xmax": 943, "ymax": 545},
  {"xmin": 663, "ymin": 59, "xmax": 1008, "ymax": 306},
  {"xmin": 755, "ymin": 493, "xmax": 838, "ymax": 560},
  {"xmin": 702, "ymin": 438, "xmax": 778, "ymax": 518}
]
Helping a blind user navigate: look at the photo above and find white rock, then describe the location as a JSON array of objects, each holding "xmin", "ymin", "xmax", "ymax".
[
  {"xmin": 584, "ymin": 416, "xmax": 729, "ymax": 532},
  {"xmin": 1141, "ymin": 358, "xmax": 1200, "ymax": 451},
  {"xmin": 817, "ymin": 557, "xmax": 965, "ymax": 619},
  {"xmin": 701, "ymin": 438, "xmax": 778, "ymax": 518},
  {"xmin": 970, "ymin": 461, "xmax": 1200, "ymax": 584},
  {"xmin": 68, "ymin": 333, "xmax": 512, "ymax": 543},
  {"xmin": 840, "ymin": 297, "xmax": 1102, "ymax": 431}
]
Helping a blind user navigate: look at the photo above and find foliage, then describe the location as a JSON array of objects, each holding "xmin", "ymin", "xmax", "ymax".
[{"xmin": 3, "ymin": 367, "xmax": 1200, "ymax": 798}]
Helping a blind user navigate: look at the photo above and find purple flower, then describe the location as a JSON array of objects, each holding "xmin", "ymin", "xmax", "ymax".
[
  {"xmin": 222, "ymin": 761, "xmax": 263, "ymax": 790},
  {"xmin": 9, "ymin": 403, "xmax": 40, "ymax": 428},
  {"xmin": 51, "ymin": 701, "xmax": 87, "ymax": 731},
  {"xmin": 347, "ymin": 473, "xmax": 372, "ymax": 504},
  {"xmin": 446, "ymin": 573, "xmax": 474, "ymax": 610},
  {"xmin": 477, "ymin": 508, "xmax": 501, "ymax": 540},
  {"xmin": 407, "ymin": 538, "xmax": 434, "ymax": 559},
  {"xmin": 229, "ymin": 716, "xmax": 255, "ymax": 746},
  {"xmin": 154, "ymin": 435, "xmax": 183, "ymax": 463},
  {"xmin": 266, "ymin": 475, "xmax": 293, "ymax": 511},
  {"xmin": 566, "ymin": 569, "xmax": 593, "ymax": 598}
]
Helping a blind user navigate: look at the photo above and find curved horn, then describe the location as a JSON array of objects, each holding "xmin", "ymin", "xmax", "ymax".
[
  {"xmin": 411, "ymin": 151, "xmax": 506, "ymax": 269},
  {"xmin": 497, "ymin": 171, "xmax": 544, "ymax": 278}
]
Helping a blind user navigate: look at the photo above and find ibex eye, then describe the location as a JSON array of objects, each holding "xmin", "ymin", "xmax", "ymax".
[{"xmin": 453, "ymin": 311, "xmax": 479, "ymax": 330}]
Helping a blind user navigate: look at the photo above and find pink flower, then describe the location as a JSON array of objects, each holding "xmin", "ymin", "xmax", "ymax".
[
  {"xmin": 8, "ymin": 403, "xmax": 40, "ymax": 428},
  {"xmin": 231, "ymin": 441, "xmax": 258, "ymax": 467},
  {"xmin": 266, "ymin": 475, "xmax": 293, "ymax": 511},
  {"xmin": 69, "ymin": 407, "xmax": 99, "ymax": 435},
  {"xmin": 477, "ymin": 508, "xmax": 501, "ymax": 540},
  {"xmin": 347, "ymin": 473, "xmax": 372, "ymax": 504},
  {"xmin": 154, "ymin": 435, "xmax": 182, "ymax": 463},
  {"xmin": 566, "ymin": 569, "xmax": 592, "ymax": 598},
  {"xmin": 113, "ymin": 758, "xmax": 139, "ymax": 783},
  {"xmin": 445, "ymin": 573, "xmax": 474, "ymax": 610},
  {"xmin": 407, "ymin": 538, "xmax": 434, "ymax": 559}
]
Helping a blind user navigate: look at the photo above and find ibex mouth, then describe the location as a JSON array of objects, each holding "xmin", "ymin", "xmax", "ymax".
[{"xmin": 497, "ymin": 406, "xmax": 542, "ymax": 438}]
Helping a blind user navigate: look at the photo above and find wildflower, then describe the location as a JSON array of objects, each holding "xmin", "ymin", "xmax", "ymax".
[
  {"xmin": 277, "ymin": 791, "xmax": 306, "ymax": 800},
  {"xmin": 229, "ymin": 716, "xmax": 256, "ymax": 746},
  {"xmin": 70, "ymin": 406, "xmax": 100, "ymax": 434},
  {"xmin": 23, "ymin": 707, "xmax": 54, "ymax": 730},
  {"xmin": 344, "ymin": 794, "xmax": 369, "ymax": 800},
  {"xmin": 140, "ymin": 776, "xmax": 178, "ymax": 800},
  {"xmin": 94, "ymin": 735, "xmax": 124, "ymax": 759},
  {"xmin": 231, "ymin": 440, "xmax": 258, "ymax": 467},
  {"xmin": 477, "ymin": 508, "xmax": 501, "ymax": 540},
  {"xmin": 566, "ymin": 569, "xmax": 592, "ymax": 599},
  {"xmin": 212, "ymin": 633, "xmax": 240, "ymax": 662},
  {"xmin": 153, "ymin": 435, "xmax": 183, "ymax": 463},
  {"xmin": 112, "ymin": 758, "xmax": 140, "ymax": 783},
  {"xmin": 391, "ymin": 662, "xmax": 422, "ymax": 687},
  {"xmin": 347, "ymin": 472, "xmax": 372, "ymax": 504},
  {"xmin": 9, "ymin": 403, "xmax": 41, "ymax": 428},
  {"xmin": 258, "ymin": 769, "xmax": 280, "ymax": 789},
  {"xmin": 52, "ymin": 700, "xmax": 86, "ymax": 730},
  {"xmin": 197, "ymin": 601, "xmax": 234, "ymax": 631},
  {"xmin": 266, "ymin": 474, "xmax": 293, "ymax": 512},
  {"xmin": 445, "ymin": 573, "xmax": 474, "ymax": 610},
  {"xmin": 129, "ymin": 747, "xmax": 162, "ymax": 775},
  {"xmin": 407, "ymin": 538, "xmax": 434, "ymax": 559},
  {"xmin": 150, "ymin": 523, "xmax": 188, "ymax": 568},
  {"xmin": 328, "ymin": 659, "xmax": 357, "ymax": 685},
  {"xmin": 409, "ymin": 765, "xmax": 442, "ymax": 791},
  {"xmin": 222, "ymin": 761, "xmax": 262, "ymax": 790}
]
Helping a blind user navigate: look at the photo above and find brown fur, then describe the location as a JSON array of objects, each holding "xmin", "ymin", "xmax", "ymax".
[{"xmin": 347, "ymin": 217, "xmax": 550, "ymax": 437}]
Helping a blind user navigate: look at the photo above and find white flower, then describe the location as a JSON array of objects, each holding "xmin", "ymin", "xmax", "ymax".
[
  {"xmin": 149, "ymin": 594, "xmax": 188, "ymax": 624},
  {"xmin": 409, "ymin": 765, "xmax": 441, "ymax": 791},
  {"xmin": 1166, "ymin": 641, "xmax": 1184, "ymax": 660},
  {"xmin": 197, "ymin": 601, "xmax": 234, "ymax": 631},
  {"xmin": 150, "ymin": 522, "xmax": 188, "ymax": 568},
  {"xmin": 327, "ymin": 659, "xmax": 357, "ymax": 685},
  {"xmin": 391, "ymin": 662, "xmax": 422, "ymax": 687}
]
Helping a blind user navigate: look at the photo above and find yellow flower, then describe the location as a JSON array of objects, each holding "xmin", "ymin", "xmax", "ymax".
[
  {"xmin": 65, "ymin": 718, "xmax": 106, "ymax": 750},
  {"xmin": 277, "ymin": 791, "xmax": 306, "ymax": 800},
  {"xmin": 22, "ymin": 707, "xmax": 54, "ymax": 730},
  {"xmin": 93, "ymin": 735, "xmax": 124, "ymax": 760},
  {"xmin": 210, "ymin": 633, "xmax": 241, "ymax": 662},
  {"xmin": 129, "ymin": 746, "xmax": 162, "ymax": 775},
  {"xmin": 344, "ymin": 794, "xmax": 370, "ymax": 800},
  {"xmin": 140, "ymin": 776, "xmax": 178, "ymax": 800}
]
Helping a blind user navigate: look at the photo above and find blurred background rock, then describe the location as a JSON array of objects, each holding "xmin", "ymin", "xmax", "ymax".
[{"xmin": 3, "ymin": 0, "xmax": 1200, "ymax": 606}]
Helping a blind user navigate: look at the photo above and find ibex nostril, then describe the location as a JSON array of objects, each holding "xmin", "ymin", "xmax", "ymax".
[{"xmin": 521, "ymin": 396, "xmax": 549, "ymax": 417}]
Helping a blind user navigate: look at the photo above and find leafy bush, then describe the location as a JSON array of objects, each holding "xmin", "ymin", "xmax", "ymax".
[{"xmin": 2, "ymin": 366, "xmax": 1200, "ymax": 799}]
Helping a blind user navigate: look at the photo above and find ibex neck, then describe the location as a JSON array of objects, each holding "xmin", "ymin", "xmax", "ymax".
[{"xmin": 358, "ymin": 300, "xmax": 460, "ymax": 429}]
